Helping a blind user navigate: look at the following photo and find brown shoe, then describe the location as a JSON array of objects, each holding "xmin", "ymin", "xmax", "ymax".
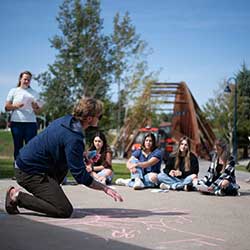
[{"xmin": 5, "ymin": 186, "xmax": 19, "ymax": 214}]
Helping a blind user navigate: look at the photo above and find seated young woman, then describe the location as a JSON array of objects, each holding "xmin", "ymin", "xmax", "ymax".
[
  {"xmin": 158, "ymin": 136, "xmax": 199, "ymax": 191},
  {"xmin": 116, "ymin": 133, "xmax": 162, "ymax": 190},
  {"xmin": 86, "ymin": 131, "xmax": 113, "ymax": 185},
  {"xmin": 197, "ymin": 138, "xmax": 240, "ymax": 196}
]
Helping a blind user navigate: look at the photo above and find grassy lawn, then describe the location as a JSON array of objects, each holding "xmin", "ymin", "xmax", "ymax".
[
  {"xmin": 0, "ymin": 130, "xmax": 13, "ymax": 158},
  {"xmin": 236, "ymin": 165, "xmax": 249, "ymax": 172},
  {"xmin": 0, "ymin": 157, "xmax": 129, "ymax": 181},
  {"xmin": 0, "ymin": 129, "xmax": 248, "ymax": 180}
]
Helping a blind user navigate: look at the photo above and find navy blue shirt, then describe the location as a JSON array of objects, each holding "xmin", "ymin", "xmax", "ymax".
[
  {"xmin": 16, "ymin": 115, "xmax": 93, "ymax": 186},
  {"xmin": 132, "ymin": 148, "xmax": 162, "ymax": 175}
]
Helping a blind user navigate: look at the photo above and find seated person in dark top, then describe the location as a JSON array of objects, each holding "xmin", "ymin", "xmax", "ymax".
[
  {"xmin": 86, "ymin": 131, "xmax": 113, "ymax": 185},
  {"xmin": 158, "ymin": 136, "xmax": 199, "ymax": 191}
]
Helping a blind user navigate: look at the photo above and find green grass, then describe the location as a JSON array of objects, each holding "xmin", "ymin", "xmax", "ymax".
[
  {"xmin": 0, "ymin": 130, "xmax": 13, "ymax": 158},
  {"xmin": 0, "ymin": 158, "xmax": 14, "ymax": 178},
  {"xmin": 0, "ymin": 157, "xmax": 129, "ymax": 181},
  {"xmin": 236, "ymin": 165, "xmax": 249, "ymax": 172},
  {"xmin": 112, "ymin": 163, "xmax": 130, "ymax": 181}
]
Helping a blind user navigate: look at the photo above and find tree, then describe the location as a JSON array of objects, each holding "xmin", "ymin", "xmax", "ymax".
[
  {"xmin": 202, "ymin": 63, "xmax": 250, "ymax": 158},
  {"xmin": 36, "ymin": 0, "xmax": 112, "ymax": 120},
  {"xmin": 36, "ymin": 0, "xmax": 151, "ymax": 135},
  {"xmin": 202, "ymin": 81, "xmax": 232, "ymax": 141},
  {"xmin": 111, "ymin": 12, "xmax": 148, "ymax": 132},
  {"xmin": 236, "ymin": 63, "xmax": 250, "ymax": 157}
]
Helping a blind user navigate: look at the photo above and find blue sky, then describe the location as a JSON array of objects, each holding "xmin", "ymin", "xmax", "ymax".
[{"xmin": 1, "ymin": 0, "xmax": 250, "ymax": 112}]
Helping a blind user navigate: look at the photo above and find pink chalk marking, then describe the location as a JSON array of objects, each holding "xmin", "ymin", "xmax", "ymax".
[
  {"xmin": 112, "ymin": 229, "xmax": 139, "ymax": 239},
  {"xmin": 28, "ymin": 208, "xmax": 225, "ymax": 248},
  {"xmin": 158, "ymin": 238, "xmax": 219, "ymax": 247}
]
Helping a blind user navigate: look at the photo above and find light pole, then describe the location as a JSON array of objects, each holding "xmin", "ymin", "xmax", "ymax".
[{"xmin": 224, "ymin": 77, "xmax": 238, "ymax": 162}]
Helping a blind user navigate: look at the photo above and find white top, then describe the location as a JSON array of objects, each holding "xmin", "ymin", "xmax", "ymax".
[{"xmin": 6, "ymin": 87, "xmax": 41, "ymax": 122}]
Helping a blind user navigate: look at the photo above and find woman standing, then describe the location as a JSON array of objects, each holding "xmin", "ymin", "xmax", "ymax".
[
  {"xmin": 116, "ymin": 133, "xmax": 162, "ymax": 190},
  {"xmin": 197, "ymin": 139, "xmax": 240, "ymax": 196},
  {"xmin": 5, "ymin": 71, "xmax": 42, "ymax": 162},
  {"xmin": 158, "ymin": 136, "xmax": 199, "ymax": 191},
  {"xmin": 87, "ymin": 131, "xmax": 113, "ymax": 185}
]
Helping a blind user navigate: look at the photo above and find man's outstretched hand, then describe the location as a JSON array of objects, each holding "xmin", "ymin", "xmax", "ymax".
[
  {"xmin": 89, "ymin": 179, "xmax": 123, "ymax": 202},
  {"xmin": 104, "ymin": 186, "xmax": 123, "ymax": 202}
]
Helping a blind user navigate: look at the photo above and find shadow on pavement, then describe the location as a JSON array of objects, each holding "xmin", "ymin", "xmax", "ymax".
[
  {"xmin": 238, "ymin": 191, "xmax": 250, "ymax": 196},
  {"xmin": 7, "ymin": 208, "xmax": 189, "ymax": 219},
  {"xmin": 0, "ymin": 210, "xmax": 152, "ymax": 250},
  {"xmin": 72, "ymin": 208, "xmax": 189, "ymax": 218}
]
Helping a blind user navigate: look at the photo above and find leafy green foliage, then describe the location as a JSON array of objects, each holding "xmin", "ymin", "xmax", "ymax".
[
  {"xmin": 36, "ymin": 0, "xmax": 151, "ymax": 132},
  {"xmin": 202, "ymin": 63, "xmax": 250, "ymax": 157},
  {"xmin": 36, "ymin": 0, "xmax": 112, "ymax": 120},
  {"xmin": 236, "ymin": 63, "xmax": 250, "ymax": 157},
  {"xmin": 202, "ymin": 81, "xmax": 232, "ymax": 140}
]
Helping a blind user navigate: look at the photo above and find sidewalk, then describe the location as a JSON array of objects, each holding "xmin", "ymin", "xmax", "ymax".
[{"xmin": 0, "ymin": 160, "xmax": 250, "ymax": 250}]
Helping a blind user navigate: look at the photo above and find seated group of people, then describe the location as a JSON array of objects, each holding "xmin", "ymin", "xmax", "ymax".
[
  {"xmin": 95, "ymin": 133, "xmax": 239, "ymax": 196},
  {"xmin": 42, "ymin": 121, "xmax": 240, "ymax": 198}
]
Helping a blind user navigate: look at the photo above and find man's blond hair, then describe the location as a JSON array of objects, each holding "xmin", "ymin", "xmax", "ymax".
[{"xmin": 72, "ymin": 97, "xmax": 103, "ymax": 121}]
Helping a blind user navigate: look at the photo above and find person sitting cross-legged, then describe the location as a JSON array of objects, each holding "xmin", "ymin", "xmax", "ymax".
[
  {"xmin": 86, "ymin": 131, "xmax": 113, "ymax": 185},
  {"xmin": 116, "ymin": 133, "xmax": 162, "ymax": 190},
  {"xmin": 158, "ymin": 136, "xmax": 199, "ymax": 191},
  {"xmin": 197, "ymin": 138, "xmax": 240, "ymax": 196}
]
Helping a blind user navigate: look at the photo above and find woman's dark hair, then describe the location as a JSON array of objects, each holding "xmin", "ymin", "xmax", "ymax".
[
  {"xmin": 89, "ymin": 131, "xmax": 108, "ymax": 154},
  {"xmin": 17, "ymin": 71, "xmax": 32, "ymax": 87},
  {"xmin": 141, "ymin": 133, "xmax": 157, "ymax": 152},
  {"xmin": 88, "ymin": 131, "xmax": 112, "ymax": 168}
]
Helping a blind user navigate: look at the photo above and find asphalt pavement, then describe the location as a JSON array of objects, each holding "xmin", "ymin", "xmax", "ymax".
[{"xmin": 0, "ymin": 159, "xmax": 250, "ymax": 250}]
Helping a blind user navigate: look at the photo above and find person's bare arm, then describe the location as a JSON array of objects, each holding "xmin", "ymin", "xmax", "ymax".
[
  {"xmin": 126, "ymin": 156, "xmax": 138, "ymax": 174},
  {"xmin": 5, "ymin": 101, "xmax": 24, "ymax": 111},
  {"xmin": 31, "ymin": 101, "xmax": 43, "ymax": 115},
  {"xmin": 129, "ymin": 157, "xmax": 160, "ymax": 169}
]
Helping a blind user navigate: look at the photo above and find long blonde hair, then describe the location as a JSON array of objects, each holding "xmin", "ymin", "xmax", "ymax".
[{"xmin": 174, "ymin": 136, "xmax": 191, "ymax": 172}]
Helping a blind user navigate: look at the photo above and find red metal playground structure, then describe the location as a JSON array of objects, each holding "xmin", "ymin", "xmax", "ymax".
[{"xmin": 114, "ymin": 82, "xmax": 216, "ymax": 160}]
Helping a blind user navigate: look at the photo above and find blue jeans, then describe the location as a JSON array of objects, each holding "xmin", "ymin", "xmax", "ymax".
[
  {"xmin": 97, "ymin": 169, "xmax": 113, "ymax": 184},
  {"xmin": 10, "ymin": 122, "xmax": 37, "ymax": 159},
  {"xmin": 128, "ymin": 167, "xmax": 157, "ymax": 188},
  {"xmin": 158, "ymin": 172, "xmax": 194, "ymax": 190}
]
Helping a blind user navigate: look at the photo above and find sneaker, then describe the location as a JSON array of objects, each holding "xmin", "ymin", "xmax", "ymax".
[
  {"xmin": 159, "ymin": 183, "xmax": 171, "ymax": 190},
  {"xmin": 184, "ymin": 184, "xmax": 193, "ymax": 192},
  {"xmin": 133, "ymin": 178, "xmax": 145, "ymax": 190},
  {"xmin": 245, "ymin": 178, "xmax": 250, "ymax": 183},
  {"xmin": 5, "ymin": 186, "xmax": 19, "ymax": 215},
  {"xmin": 115, "ymin": 178, "xmax": 130, "ymax": 186},
  {"xmin": 214, "ymin": 189, "xmax": 226, "ymax": 196}
]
